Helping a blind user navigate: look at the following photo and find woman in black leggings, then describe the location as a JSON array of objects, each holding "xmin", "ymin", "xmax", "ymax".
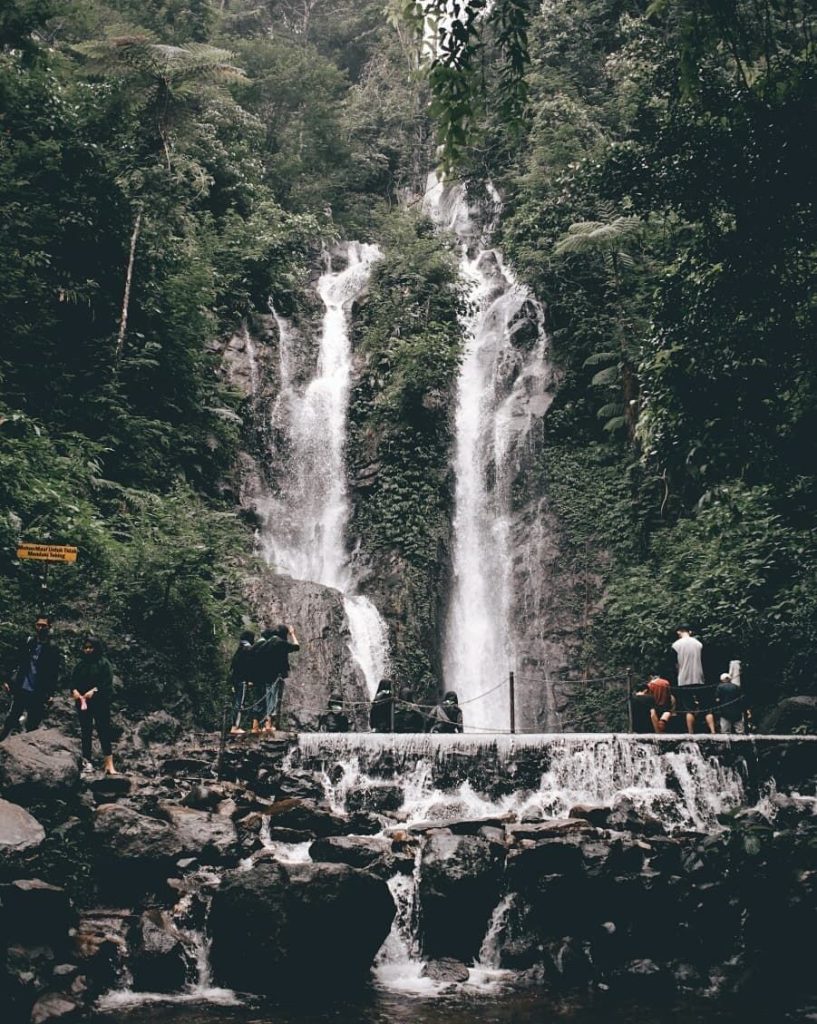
[{"xmin": 70, "ymin": 635, "xmax": 116, "ymax": 775}]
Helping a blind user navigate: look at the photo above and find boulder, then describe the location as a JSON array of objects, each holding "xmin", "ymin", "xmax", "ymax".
[
  {"xmin": 407, "ymin": 815, "xmax": 511, "ymax": 836},
  {"xmin": 0, "ymin": 730, "xmax": 80, "ymax": 801},
  {"xmin": 130, "ymin": 909, "xmax": 187, "ymax": 993},
  {"xmin": 761, "ymin": 696, "xmax": 817, "ymax": 735},
  {"xmin": 421, "ymin": 959, "xmax": 470, "ymax": 983},
  {"xmin": 419, "ymin": 833, "xmax": 503, "ymax": 961},
  {"xmin": 136, "ymin": 712, "xmax": 183, "ymax": 745},
  {"xmin": 0, "ymin": 880, "xmax": 75, "ymax": 948},
  {"xmin": 73, "ymin": 909, "xmax": 132, "ymax": 992},
  {"xmin": 209, "ymin": 860, "xmax": 394, "ymax": 993},
  {"xmin": 308, "ymin": 836, "xmax": 392, "ymax": 872},
  {"xmin": 346, "ymin": 784, "xmax": 403, "ymax": 815},
  {"xmin": 88, "ymin": 776, "xmax": 132, "ymax": 803},
  {"xmin": 0, "ymin": 799, "xmax": 45, "ymax": 860},
  {"xmin": 181, "ymin": 786, "xmax": 223, "ymax": 812},
  {"xmin": 508, "ymin": 819, "xmax": 594, "ymax": 842},
  {"xmin": 275, "ymin": 772, "xmax": 325, "ymax": 802},
  {"xmin": 93, "ymin": 804, "xmax": 184, "ymax": 895},
  {"xmin": 157, "ymin": 804, "xmax": 239, "ymax": 864},
  {"xmin": 266, "ymin": 799, "xmax": 347, "ymax": 838},
  {"xmin": 29, "ymin": 993, "xmax": 78, "ymax": 1024}
]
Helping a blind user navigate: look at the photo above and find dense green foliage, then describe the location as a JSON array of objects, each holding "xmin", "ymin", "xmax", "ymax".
[
  {"xmin": 0, "ymin": 0, "xmax": 428, "ymax": 722},
  {"xmin": 445, "ymin": 0, "xmax": 817, "ymax": 718},
  {"xmin": 349, "ymin": 212, "xmax": 463, "ymax": 695}
]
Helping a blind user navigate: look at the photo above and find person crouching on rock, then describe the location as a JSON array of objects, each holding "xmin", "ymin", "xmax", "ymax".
[
  {"xmin": 1, "ymin": 614, "xmax": 61, "ymax": 741},
  {"xmin": 251, "ymin": 624, "xmax": 299, "ymax": 734},
  {"xmin": 318, "ymin": 693, "xmax": 349, "ymax": 733},
  {"xmin": 634, "ymin": 674, "xmax": 675, "ymax": 734},
  {"xmin": 229, "ymin": 630, "xmax": 255, "ymax": 735},
  {"xmin": 70, "ymin": 635, "xmax": 117, "ymax": 775},
  {"xmin": 429, "ymin": 691, "xmax": 464, "ymax": 733}
]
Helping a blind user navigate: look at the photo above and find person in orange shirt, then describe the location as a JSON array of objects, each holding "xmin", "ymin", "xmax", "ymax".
[{"xmin": 634, "ymin": 674, "xmax": 675, "ymax": 733}]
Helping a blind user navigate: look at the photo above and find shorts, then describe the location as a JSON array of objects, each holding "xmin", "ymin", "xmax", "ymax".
[
  {"xmin": 675, "ymin": 686, "xmax": 705, "ymax": 714},
  {"xmin": 719, "ymin": 716, "xmax": 745, "ymax": 735}
]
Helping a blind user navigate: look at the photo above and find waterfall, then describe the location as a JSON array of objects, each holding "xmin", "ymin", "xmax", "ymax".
[
  {"xmin": 424, "ymin": 176, "xmax": 554, "ymax": 732},
  {"xmin": 297, "ymin": 732, "xmax": 758, "ymax": 833},
  {"xmin": 260, "ymin": 243, "xmax": 390, "ymax": 697}
]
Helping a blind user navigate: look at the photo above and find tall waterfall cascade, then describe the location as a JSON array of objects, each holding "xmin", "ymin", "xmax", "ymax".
[
  {"xmin": 424, "ymin": 176, "xmax": 556, "ymax": 732},
  {"xmin": 259, "ymin": 243, "xmax": 390, "ymax": 697}
]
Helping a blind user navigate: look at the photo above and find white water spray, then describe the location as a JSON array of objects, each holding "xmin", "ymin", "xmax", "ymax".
[
  {"xmin": 260, "ymin": 244, "xmax": 390, "ymax": 696},
  {"xmin": 424, "ymin": 176, "xmax": 553, "ymax": 731}
]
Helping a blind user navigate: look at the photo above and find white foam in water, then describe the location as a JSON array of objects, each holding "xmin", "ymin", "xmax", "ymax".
[{"xmin": 298, "ymin": 733, "xmax": 757, "ymax": 832}]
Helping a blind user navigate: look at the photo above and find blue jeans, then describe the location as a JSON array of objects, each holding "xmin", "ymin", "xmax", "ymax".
[{"xmin": 263, "ymin": 677, "xmax": 284, "ymax": 723}]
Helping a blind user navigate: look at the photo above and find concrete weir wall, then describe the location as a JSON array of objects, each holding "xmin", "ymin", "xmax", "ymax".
[{"xmin": 295, "ymin": 733, "xmax": 817, "ymax": 827}]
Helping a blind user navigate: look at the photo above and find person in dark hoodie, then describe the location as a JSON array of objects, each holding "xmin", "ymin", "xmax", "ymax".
[
  {"xmin": 251, "ymin": 623, "xmax": 299, "ymax": 734},
  {"xmin": 228, "ymin": 630, "xmax": 255, "ymax": 735},
  {"xmin": 1, "ymin": 614, "xmax": 62, "ymax": 741},
  {"xmin": 69, "ymin": 635, "xmax": 116, "ymax": 774},
  {"xmin": 393, "ymin": 687, "xmax": 425, "ymax": 733},
  {"xmin": 318, "ymin": 693, "xmax": 349, "ymax": 733},
  {"xmin": 429, "ymin": 691, "xmax": 464, "ymax": 733},
  {"xmin": 369, "ymin": 678, "xmax": 394, "ymax": 733}
]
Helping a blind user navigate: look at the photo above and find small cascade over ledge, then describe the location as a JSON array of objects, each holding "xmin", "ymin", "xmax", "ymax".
[{"xmin": 296, "ymin": 732, "xmax": 817, "ymax": 834}]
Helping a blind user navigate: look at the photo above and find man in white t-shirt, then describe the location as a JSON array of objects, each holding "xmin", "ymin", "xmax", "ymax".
[{"xmin": 672, "ymin": 626, "xmax": 713, "ymax": 734}]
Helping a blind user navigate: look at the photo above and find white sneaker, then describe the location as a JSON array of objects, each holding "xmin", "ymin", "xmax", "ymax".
[{"xmin": 81, "ymin": 759, "xmax": 94, "ymax": 775}]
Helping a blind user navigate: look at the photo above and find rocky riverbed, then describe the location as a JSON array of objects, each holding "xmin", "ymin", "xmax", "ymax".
[{"xmin": 1, "ymin": 723, "xmax": 816, "ymax": 1023}]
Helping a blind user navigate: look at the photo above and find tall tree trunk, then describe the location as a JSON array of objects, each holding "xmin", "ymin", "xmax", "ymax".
[{"xmin": 115, "ymin": 207, "xmax": 143, "ymax": 368}]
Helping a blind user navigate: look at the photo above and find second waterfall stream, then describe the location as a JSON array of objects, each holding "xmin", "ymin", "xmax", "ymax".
[{"xmin": 260, "ymin": 242, "xmax": 389, "ymax": 698}]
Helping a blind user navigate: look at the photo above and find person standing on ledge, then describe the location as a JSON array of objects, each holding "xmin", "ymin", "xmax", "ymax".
[
  {"xmin": 1, "ymin": 614, "xmax": 61, "ymax": 741},
  {"xmin": 70, "ymin": 635, "xmax": 117, "ymax": 774},
  {"xmin": 252, "ymin": 623, "xmax": 299, "ymax": 734},
  {"xmin": 228, "ymin": 630, "xmax": 255, "ymax": 735},
  {"xmin": 370, "ymin": 679, "xmax": 394, "ymax": 732},
  {"xmin": 672, "ymin": 626, "xmax": 713, "ymax": 734}
]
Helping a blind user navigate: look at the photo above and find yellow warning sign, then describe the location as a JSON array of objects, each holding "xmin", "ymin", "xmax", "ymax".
[{"xmin": 16, "ymin": 543, "xmax": 78, "ymax": 563}]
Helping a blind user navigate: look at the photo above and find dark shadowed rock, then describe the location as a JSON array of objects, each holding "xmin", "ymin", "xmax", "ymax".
[
  {"xmin": 209, "ymin": 860, "xmax": 394, "ymax": 993},
  {"xmin": 88, "ymin": 776, "xmax": 132, "ymax": 803},
  {"xmin": 308, "ymin": 836, "xmax": 392, "ymax": 872},
  {"xmin": 130, "ymin": 909, "xmax": 187, "ymax": 993},
  {"xmin": 181, "ymin": 785, "xmax": 223, "ymax": 811},
  {"xmin": 29, "ymin": 993, "xmax": 78, "ymax": 1024},
  {"xmin": 157, "ymin": 804, "xmax": 239, "ymax": 864},
  {"xmin": 346, "ymin": 784, "xmax": 402, "ymax": 815},
  {"xmin": 267, "ymin": 799, "xmax": 347, "ymax": 837},
  {"xmin": 0, "ymin": 880, "xmax": 75, "ymax": 948},
  {"xmin": 407, "ymin": 816, "xmax": 510, "ymax": 836},
  {"xmin": 761, "ymin": 696, "xmax": 817, "ymax": 735},
  {"xmin": 93, "ymin": 804, "xmax": 184, "ymax": 896},
  {"xmin": 0, "ymin": 730, "xmax": 80, "ymax": 801},
  {"xmin": 136, "ymin": 712, "xmax": 183, "ymax": 745},
  {"xmin": 73, "ymin": 909, "xmax": 132, "ymax": 992},
  {"xmin": 508, "ymin": 819, "xmax": 594, "ymax": 842},
  {"xmin": 419, "ymin": 832, "xmax": 503, "ymax": 961}
]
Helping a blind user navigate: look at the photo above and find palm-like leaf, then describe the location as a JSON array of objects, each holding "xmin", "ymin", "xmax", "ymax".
[{"xmin": 553, "ymin": 216, "xmax": 641, "ymax": 258}]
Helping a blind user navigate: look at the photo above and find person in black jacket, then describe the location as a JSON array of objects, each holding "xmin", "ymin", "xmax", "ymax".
[
  {"xmin": 70, "ymin": 635, "xmax": 117, "ymax": 774},
  {"xmin": 318, "ymin": 694, "xmax": 350, "ymax": 733},
  {"xmin": 429, "ymin": 691, "xmax": 464, "ymax": 733},
  {"xmin": 251, "ymin": 624, "xmax": 299, "ymax": 734},
  {"xmin": 1, "ymin": 615, "xmax": 61, "ymax": 741},
  {"xmin": 369, "ymin": 678, "xmax": 394, "ymax": 733},
  {"xmin": 228, "ymin": 631, "xmax": 255, "ymax": 735},
  {"xmin": 394, "ymin": 687, "xmax": 425, "ymax": 733}
]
